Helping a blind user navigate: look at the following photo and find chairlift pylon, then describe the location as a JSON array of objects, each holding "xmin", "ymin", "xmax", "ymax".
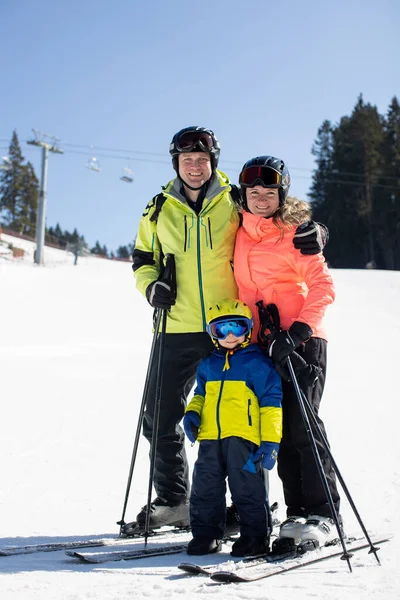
[{"xmin": 120, "ymin": 167, "xmax": 134, "ymax": 183}]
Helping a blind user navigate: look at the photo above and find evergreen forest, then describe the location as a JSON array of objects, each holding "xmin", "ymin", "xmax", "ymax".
[{"xmin": 310, "ymin": 95, "xmax": 400, "ymax": 269}]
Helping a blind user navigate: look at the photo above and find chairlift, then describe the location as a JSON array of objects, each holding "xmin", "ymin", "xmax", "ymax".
[
  {"xmin": 120, "ymin": 167, "xmax": 134, "ymax": 183},
  {"xmin": 86, "ymin": 156, "xmax": 101, "ymax": 172}
]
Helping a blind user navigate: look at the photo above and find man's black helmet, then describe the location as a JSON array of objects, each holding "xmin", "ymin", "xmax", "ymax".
[
  {"xmin": 169, "ymin": 126, "xmax": 220, "ymax": 172},
  {"xmin": 239, "ymin": 155, "xmax": 291, "ymax": 207}
]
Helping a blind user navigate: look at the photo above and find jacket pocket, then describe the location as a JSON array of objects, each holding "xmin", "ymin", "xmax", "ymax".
[
  {"xmin": 207, "ymin": 217, "xmax": 213, "ymax": 249},
  {"xmin": 247, "ymin": 399, "xmax": 252, "ymax": 426},
  {"xmin": 183, "ymin": 216, "xmax": 188, "ymax": 252}
]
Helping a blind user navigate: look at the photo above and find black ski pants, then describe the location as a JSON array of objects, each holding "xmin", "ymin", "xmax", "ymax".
[
  {"xmin": 190, "ymin": 437, "xmax": 271, "ymax": 539},
  {"xmin": 142, "ymin": 331, "xmax": 214, "ymax": 504},
  {"xmin": 277, "ymin": 337, "xmax": 340, "ymax": 519}
]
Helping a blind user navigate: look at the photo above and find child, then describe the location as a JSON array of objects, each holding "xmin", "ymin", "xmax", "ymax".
[{"xmin": 183, "ymin": 299, "xmax": 282, "ymax": 557}]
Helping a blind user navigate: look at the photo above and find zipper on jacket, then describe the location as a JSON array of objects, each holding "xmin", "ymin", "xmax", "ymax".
[
  {"xmin": 183, "ymin": 216, "xmax": 188, "ymax": 252},
  {"xmin": 216, "ymin": 375, "xmax": 227, "ymax": 439},
  {"xmin": 197, "ymin": 218, "xmax": 206, "ymax": 329},
  {"xmin": 247, "ymin": 399, "xmax": 252, "ymax": 426},
  {"xmin": 207, "ymin": 217, "xmax": 213, "ymax": 249}
]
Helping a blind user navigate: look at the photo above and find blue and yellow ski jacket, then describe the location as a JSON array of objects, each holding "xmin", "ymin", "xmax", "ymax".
[
  {"xmin": 132, "ymin": 170, "xmax": 239, "ymax": 333},
  {"xmin": 186, "ymin": 344, "xmax": 282, "ymax": 446}
]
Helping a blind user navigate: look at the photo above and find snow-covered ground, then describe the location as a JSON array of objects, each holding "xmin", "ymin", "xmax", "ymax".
[{"xmin": 0, "ymin": 233, "xmax": 399, "ymax": 599}]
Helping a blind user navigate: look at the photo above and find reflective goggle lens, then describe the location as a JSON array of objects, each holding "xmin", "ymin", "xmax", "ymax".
[
  {"xmin": 209, "ymin": 318, "xmax": 251, "ymax": 340},
  {"xmin": 239, "ymin": 166, "xmax": 282, "ymax": 187},
  {"xmin": 177, "ymin": 131, "xmax": 214, "ymax": 151}
]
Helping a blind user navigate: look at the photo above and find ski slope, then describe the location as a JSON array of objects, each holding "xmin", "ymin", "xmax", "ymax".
[{"xmin": 0, "ymin": 235, "xmax": 399, "ymax": 599}]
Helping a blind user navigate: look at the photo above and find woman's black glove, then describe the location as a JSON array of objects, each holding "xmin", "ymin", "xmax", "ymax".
[
  {"xmin": 268, "ymin": 321, "xmax": 313, "ymax": 365},
  {"xmin": 293, "ymin": 221, "xmax": 329, "ymax": 255}
]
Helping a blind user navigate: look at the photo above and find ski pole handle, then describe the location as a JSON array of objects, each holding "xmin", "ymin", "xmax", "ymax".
[{"xmin": 163, "ymin": 253, "xmax": 176, "ymax": 302}]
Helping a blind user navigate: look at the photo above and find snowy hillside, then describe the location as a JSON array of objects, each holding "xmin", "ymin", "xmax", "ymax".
[{"xmin": 0, "ymin": 236, "xmax": 399, "ymax": 600}]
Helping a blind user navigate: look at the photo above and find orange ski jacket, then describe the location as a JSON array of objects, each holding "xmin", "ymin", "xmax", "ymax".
[{"xmin": 234, "ymin": 212, "xmax": 335, "ymax": 342}]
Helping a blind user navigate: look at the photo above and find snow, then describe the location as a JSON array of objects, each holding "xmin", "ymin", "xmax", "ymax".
[{"xmin": 0, "ymin": 233, "xmax": 399, "ymax": 599}]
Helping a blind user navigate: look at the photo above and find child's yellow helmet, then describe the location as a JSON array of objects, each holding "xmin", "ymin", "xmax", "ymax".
[{"xmin": 206, "ymin": 299, "xmax": 253, "ymax": 348}]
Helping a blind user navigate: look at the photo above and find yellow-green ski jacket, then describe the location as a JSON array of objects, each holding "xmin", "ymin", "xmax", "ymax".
[{"xmin": 132, "ymin": 171, "xmax": 240, "ymax": 333}]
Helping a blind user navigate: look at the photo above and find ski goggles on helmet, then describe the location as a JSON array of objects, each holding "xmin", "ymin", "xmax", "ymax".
[
  {"xmin": 239, "ymin": 166, "xmax": 282, "ymax": 188},
  {"xmin": 207, "ymin": 317, "xmax": 253, "ymax": 340},
  {"xmin": 175, "ymin": 130, "xmax": 216, "ymax": 153}
]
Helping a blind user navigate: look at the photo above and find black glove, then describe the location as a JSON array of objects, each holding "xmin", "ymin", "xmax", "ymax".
[
  {"xmin": 146, "ymin": 280, "xmax": 176, "ymax": 309},
  {"xmin": 268, "ymin": 321, "xmax": 313, "ymax": 365},
  {"xmin": 275, "ymin": 349, "xmax": 322, "ymax": 387},
  {"xmin": 293, "ymin": 221, "xmax": 329, "ymax": 255}
]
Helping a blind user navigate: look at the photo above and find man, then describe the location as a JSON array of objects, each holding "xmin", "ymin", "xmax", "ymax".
[{"xmin": 131, "ymin": 127, "xmax": 326, "ymax": 529}]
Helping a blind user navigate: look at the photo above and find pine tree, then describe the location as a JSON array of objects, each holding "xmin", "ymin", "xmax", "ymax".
[
  {"xmin": 65, "ymin": 230, "xmax": 88, "ymax": 265},
  {"xmin": 310, "ymin": 121, "xmax": 334, "ymax": 196},
  {"xmin": 18, "ymin": 162, "xmax": 39, "ymax": 236},
  {"xmin": 0, "ymin": 131, "xmax": 26, "ymax": 228},
  {"xmin": 379, "ymin": 96, "xmax": 400, "ymax": 269},
  {"xmin": 309, "ymin": 120, "xmax": 338, "ymax": 225},
  {"xmin": 310, "ymin": 96, "xmax": 385, "ymax": 268},
  {"xmin": 344, "ymin": 95, "xmax": 384, "ymax": 267},
  {"xmin": 116, "ymin": 245, "xmax": 130, "ymax": 259},
  {"xmin": 91, "ymin": 240, "xmax": 103, "ymax": 255}
]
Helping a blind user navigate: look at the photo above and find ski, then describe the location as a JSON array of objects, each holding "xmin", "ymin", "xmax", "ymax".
[
  {"xmin": 0, "ymin": 525, "xmax": 190, "ymax": 556},
  {"xmin": 67, "ymin": 543, "xmax": 187, "ymax": 564},
  {"xmin": 178, "ymin": 551, "xmax": 277, "ymax": 576},
  {"xmin": 0, "ymin": 539, "xmax": 111, "ymax": 556},
  {"xmin": 209, "ymin": 537, "xmax": 390, "ymax": 583}
]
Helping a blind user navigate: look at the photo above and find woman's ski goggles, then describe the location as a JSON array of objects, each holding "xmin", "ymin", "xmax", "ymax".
[
  {"xmin": 207, "ymin": 317, "xmax": 253, "ymax": 340},
  {"xmin": 175, "ymin": 130, "xmax": 216, "ymax": 153},
  {"xmin": 239, "ymin": 165, "xmax": 282, "ymax": 188}
]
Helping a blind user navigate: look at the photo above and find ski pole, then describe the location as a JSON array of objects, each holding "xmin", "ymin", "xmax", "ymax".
[
  {"xmin": 142, "ymin": 254, "xmax": 176, "ymax": 546},
  {"xmin": 117, "ymin": 307, "xmax": 163, "ymax": 535},
  {"xmin": 286, "ymin": 357, "xmax": 353, "ymax": 572},
  {"xmin": 144, "ymin": 305, "xmax": 168, "ymax": 546},
  {"xmin": 298, "ymin": 386, "xmax": 381, "ymax": 564},
  {"xmin": 117, "ymin": 253, "xmax": 176, "ymax": 535}
]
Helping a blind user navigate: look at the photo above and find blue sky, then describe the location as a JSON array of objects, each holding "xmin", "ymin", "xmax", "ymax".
[{"xmin": 1, "ymin": 0, "xmax": 399, "ymax": 252}]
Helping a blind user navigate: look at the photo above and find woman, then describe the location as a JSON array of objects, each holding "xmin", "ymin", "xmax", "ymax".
[{"xmin": 234, "ymin": 155, "xmax": 340, "ymax": 550}]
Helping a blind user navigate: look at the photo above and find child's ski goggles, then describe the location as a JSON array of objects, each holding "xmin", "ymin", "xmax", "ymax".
[
  {"xmin": 207, "ymin": 317, "xmax": 253, "ymax": 340},
  {"xmin": 239, "ymin": 165, "xmax": 282, "ymax": 188}
]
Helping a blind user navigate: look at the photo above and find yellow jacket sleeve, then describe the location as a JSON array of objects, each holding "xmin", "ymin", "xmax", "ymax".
[
  {"xmin": 132, "ymin": 197, "xmax": 162, "ymax": 297},
  {"xmin": 186, "ymin": 394, "xmax": 205, "ymax": 416}
]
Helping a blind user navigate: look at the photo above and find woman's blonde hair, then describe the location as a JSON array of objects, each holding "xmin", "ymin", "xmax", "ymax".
[{"xmin": 273, "ymin": 196, "xmax": 312, "ymax": 229}]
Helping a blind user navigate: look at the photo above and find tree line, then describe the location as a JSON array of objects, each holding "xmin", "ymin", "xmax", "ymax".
[
  {"xmin": 310, "ymin": 95, "xmax": 400, "ymax": 270},
  {"xmin": 1, "ymin": 96, "xmax": 400, "ymax": 269}
]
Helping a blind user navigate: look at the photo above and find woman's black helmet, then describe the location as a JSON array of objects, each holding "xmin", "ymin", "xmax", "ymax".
[{"xmin": 239, "ymin": 155, "xmax": 291, "ymax": 208}]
